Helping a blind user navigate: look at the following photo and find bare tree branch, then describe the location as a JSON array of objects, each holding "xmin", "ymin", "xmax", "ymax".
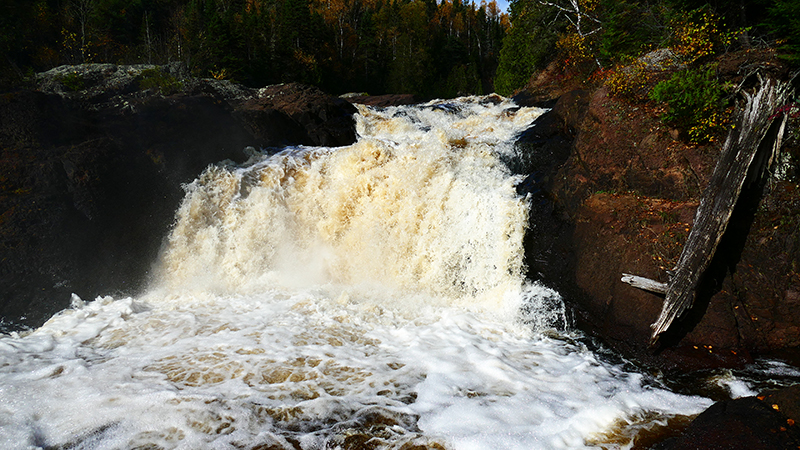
[{"xmin": 538, "ymin": 0, "xmax": 601, "ymax": 38}]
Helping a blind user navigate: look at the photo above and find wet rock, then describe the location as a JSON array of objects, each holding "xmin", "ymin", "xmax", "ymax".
[
  {"xmin": 516, "ymin": 90, "xmax": 590, "ymax": 310},
  {"xmin": 513, "ymin": 90, "xmax": 588, "ymax": 176},
  {"xmin": 654, "ymin": 396, "xmax": 800, "ymax": 449},
  {"xmin": 534, "ymin": 56, "xmax": 800, "ymax": 370},
  {"xmin": 344, "ymin": 93, "xmax": 420, "ymax": 107},
  {"xmin": 763, "ymin": 385, "xmax": 800, "ymax": 423},
  {"xmin": 556, "ymin": 157, "xmax": 800, "ymax": 370},
  {"xmin": 0, "ymin": 91, "xmax": 253, "ymax": 330},
  {"xmin": 236, "ymin": 83, "xmax": 357, "ymax": 148}
]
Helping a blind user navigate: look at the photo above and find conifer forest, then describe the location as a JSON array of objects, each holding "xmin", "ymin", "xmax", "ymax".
[{"xmin": 1, "ymin": 0, "xmax": 799, "ymax": 99}]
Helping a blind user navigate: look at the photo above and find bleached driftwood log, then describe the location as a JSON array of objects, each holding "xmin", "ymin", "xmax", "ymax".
[
  {"xmin": 621, "ymin": 78, "xmax": 793, "ymax": 346},
  {"xmin": 621, "ymin": 273, "xmax": 668, "ymax": 295}
]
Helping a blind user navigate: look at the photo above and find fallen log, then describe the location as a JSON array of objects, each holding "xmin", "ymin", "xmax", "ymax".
[
  {"xmin": 620, "ymin": 273, "xmax": 668, "ymax": 295},
  {"xmin": 621, "ymin": 78, "xmax": 793, "ymax": 346}
]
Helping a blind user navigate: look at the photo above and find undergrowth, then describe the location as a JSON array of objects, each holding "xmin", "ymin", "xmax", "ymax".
[
  {"xmin": 649, "ymin": 67, "xmax": 727, "ymax": 144},
  {"xmin": 137, "ymin": 68, "xmax": 183, "ymax": 95}
]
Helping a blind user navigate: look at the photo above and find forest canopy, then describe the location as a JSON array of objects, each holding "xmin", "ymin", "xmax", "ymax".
[
  {"xmin": 494, "ymin": 0, "xmax": 800, "ymax": 96},
  {"xmin": 0, "ymin": 0, "xmax": 507, "ymax": 97},
  {"xmin": 1, "ymin": 0, "xmax": 799, "ymax": 97}
]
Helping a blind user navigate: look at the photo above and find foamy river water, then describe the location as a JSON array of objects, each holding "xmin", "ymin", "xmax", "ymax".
[{"xmin": 1, "ymin": 97, "xmax": 724, "ymax": 449}]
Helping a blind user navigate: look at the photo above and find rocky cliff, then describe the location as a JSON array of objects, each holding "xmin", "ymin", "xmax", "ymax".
[
  {"xmin": 512, "ymin": 50, "xmax": 800, "ymax": 448},
  {"xmin": 515, "ymin": 48, "xmax": 800, "ymax": 371},
  {"xmin": 0, "ymin": 64, "xmax": 357, "ymax": 332}
]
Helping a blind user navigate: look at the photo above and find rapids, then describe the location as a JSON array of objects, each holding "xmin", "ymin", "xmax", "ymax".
[{"xmin": 0, "ymin": 96, "xmax": 716, "ymax": 449}]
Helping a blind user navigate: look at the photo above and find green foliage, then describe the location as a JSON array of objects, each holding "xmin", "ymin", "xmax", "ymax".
[
  {"xmin": 1, "ymin": 0, "xmax": 61, "ymax": 85},
  {"xmin": 136, "ymin": 68, "xmax": 183, "ymax": 95},
  {"xmin": 649, "ymin": 67, "xmax": 726, "ymax": 143},
  {"xmin": 665, "ymin": 0, "xmax": 772, "ymax": 30},
  {"xmin": 495, "ymin": 0, "xmax": 562, "ymax": 96},
  {"xmin": 766, "ymin": 0, "xmax": 800, "ymax": 64},
  {"xmin": 5, "ymin": 0, "xmax": 797, "ymax": 97},
  {"xmin": 58, "ymin": 72, "xmax": 86, "ymax": 91},
  {"xmin": 668, "ymin": 6, "xmax": 730, "ymax": 63},
  {"xmin": 440, "ymin": 64, "xmax": 483, "ymax": 98},
  {"xmin": 553, "ymin": 0, "xmax": 603, "ymax": 70},
  {"xmin": 182, "ymin": 0, "xmax": 245, "ymax": 81},
  {"xmin": 494, "ymin": 27, "xmax": 542, "ymax": 96},
  {"xmin": 605, "ymin": 58, "xmax": 653, "ymax": 100},
  {"xmin": 0, "ymin": 0, "xmax": 508, "ymax": 97},
  {"xmin": 598, "ymin": 0, "xmax": 666, "ymax": 64}
]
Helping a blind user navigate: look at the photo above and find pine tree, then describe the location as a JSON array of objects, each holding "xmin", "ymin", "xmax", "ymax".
[{"xmin": 494, "ymin": 0, "xmax": 562, "ymax": 95}]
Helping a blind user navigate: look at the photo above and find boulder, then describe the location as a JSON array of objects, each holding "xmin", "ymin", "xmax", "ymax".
[
  {"xmin": 236, "ymin": 82, "xmax": 357, "ymax": 148},
  {"xmin": 654, "ymin": 394, "xmax": 800, "ymax": 449}
]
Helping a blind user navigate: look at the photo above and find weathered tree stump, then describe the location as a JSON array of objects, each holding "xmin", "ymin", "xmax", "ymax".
[{"xmin": 621, "ymin": 78, "xmax": 793, "ymax": 346}]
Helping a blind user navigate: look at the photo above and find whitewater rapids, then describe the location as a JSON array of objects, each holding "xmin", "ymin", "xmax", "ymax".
[{"xmin": 0, "ymin": 96, "xmax": 712, "ymax": 449}]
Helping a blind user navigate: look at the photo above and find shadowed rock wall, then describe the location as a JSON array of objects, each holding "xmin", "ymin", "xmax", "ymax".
[
  {"xmin": 0, "ymin": 65, "xmax": 358, "ymax": 331},
  {"xmin": 516, "ymin": 75, "xmax": 800, "ymax": 371}
]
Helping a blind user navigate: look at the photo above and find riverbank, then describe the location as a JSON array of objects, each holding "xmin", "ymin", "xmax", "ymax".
[
  {"xmin": 512, "ymin": 47, "xmax": 800, "ymax": 449},
  {"xmin": 513, "ymin": 47, "xmax": 799, "ymax": 371}
]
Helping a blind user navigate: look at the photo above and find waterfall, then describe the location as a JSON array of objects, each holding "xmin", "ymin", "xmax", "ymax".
[
  {"xmin": 0, "ymin": 96, "xmax": 712, "ymax": 450},
  {"xmin": 156, "ymin": 97, "xmax": 540, "ymax": 307}
]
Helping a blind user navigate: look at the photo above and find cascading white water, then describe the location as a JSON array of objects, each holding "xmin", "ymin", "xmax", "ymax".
[
  {"xmin": 157, "ymin": 98, "xmax": 534, "ymax": 303},
  {"xmin": 0, "ymin": 96, "xmax": 712, "ymax": 450}
]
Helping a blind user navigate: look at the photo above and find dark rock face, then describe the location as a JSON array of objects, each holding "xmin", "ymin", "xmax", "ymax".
[
  {"xmin": 513, "ymin": 54, "xmax": 800, "ymax": 449},
  {"xmin": 0, "ymin": 65, "xmax": 358, "ymax": 332},
  {"xmin": 518, "ymin": 78, "xmax": 800, "ymax": 371},
  {"xmin": 236, "ymin": 83, "xmax": 357, "ymax": 148},
  {"xmin": 345, "ymin": 93, "xmax": 420, "ymax": 108},
  {"xmin": 516, "ymin": 90, "xmax": 589, "ymax": 294},
  {"xmin": 654, "ymin": 395, "xmax": 800, "ymax": 449}
]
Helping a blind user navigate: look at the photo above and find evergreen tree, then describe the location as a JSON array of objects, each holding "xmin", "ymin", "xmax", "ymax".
[
  {"xmin": 767, "ymin": 0, "xmax": 800, "ymax": 63},
  {"xmin": 494, "ymin": 0, "xmax": 562, "ymax": 95},
  {"xmin": 1, "ymin": 0, "xmax": 510, "ymax": 96}
]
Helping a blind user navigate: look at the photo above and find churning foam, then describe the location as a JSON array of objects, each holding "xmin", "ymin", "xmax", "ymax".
[
  {"xmin": 0, "ymin": 96, "xmax": 712, "ymax": 449},
  {"xmin": 156, "ymin": 97, "xmax": 538, "ymax": 310}
]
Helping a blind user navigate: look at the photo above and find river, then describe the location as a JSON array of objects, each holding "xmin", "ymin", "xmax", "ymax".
[{"xmin": 1, "ymin": 96, "xmax": 762, "ymax": 449}]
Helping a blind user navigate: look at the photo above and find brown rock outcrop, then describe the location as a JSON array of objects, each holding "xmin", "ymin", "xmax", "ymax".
[
  {"xmin": 654, "ymin": 395, "xmax": 800, "ymax": 449},
  {"xmin": 344, "ymin": 93, "xmax": 420, "ymax": 107},
  {"xmin": 513, "ymin": 49, "xmax": 800, "ymax": 447},
  {"xmin": 521, "ymin": 70, "xmax": 800, "ymax": 370}
]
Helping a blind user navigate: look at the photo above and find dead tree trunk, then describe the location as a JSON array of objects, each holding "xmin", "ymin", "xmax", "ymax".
[{"xmin": 621, "ymin": 78, "xmax": 793, "ymax": 346}]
